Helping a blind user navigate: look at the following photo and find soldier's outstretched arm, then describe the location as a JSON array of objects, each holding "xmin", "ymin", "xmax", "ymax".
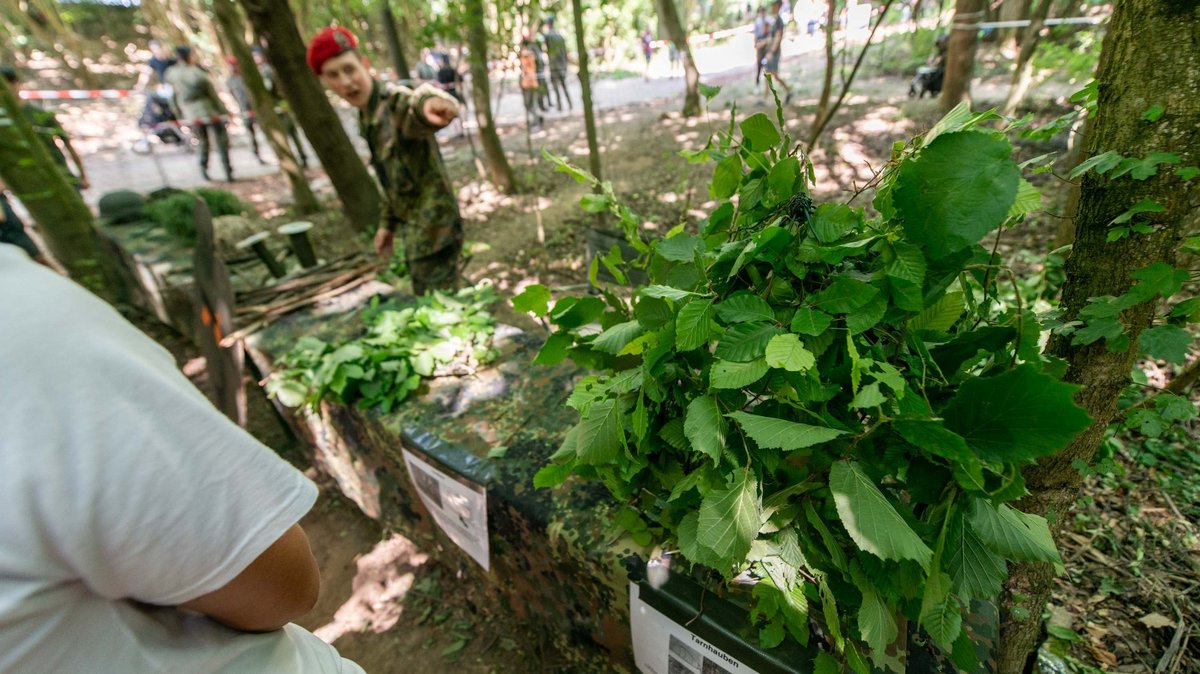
[{"xmin": 393, "ymin": 83, "xmax": 459, "ymax": 139}]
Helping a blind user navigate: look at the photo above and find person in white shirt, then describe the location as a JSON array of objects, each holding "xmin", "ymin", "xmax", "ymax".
[{"xmin": 0, "ymin": 243, "xmax": 363, "ymax": 673}]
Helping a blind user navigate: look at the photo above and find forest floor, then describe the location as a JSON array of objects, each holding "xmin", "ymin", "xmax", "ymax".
[{"xmin": 70, "ymin": 32, "xmax": 1197, "ymax": 673}]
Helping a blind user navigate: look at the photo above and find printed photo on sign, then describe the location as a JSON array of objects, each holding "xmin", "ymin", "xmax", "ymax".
[
  {"xmin": 401, "ymin": 448, "xmax": 490, "ymax": 571},
  {"xmin": 630, "ymin": 582, "xmax": 757, "ymax": 674}
]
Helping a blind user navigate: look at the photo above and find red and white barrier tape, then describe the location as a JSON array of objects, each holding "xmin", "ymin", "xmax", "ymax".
[{"xmin": 19, "ymin": 89, "xmax": 134, "ymax": 100}]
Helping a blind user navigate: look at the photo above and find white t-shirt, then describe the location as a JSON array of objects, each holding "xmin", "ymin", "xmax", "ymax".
[{"xmin": 0, "ymin": 245, "xmax": 363, "ymax": 673}]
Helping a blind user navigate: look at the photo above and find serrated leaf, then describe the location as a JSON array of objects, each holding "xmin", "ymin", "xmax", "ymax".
[
  {"xmin": 886, "ymin": 242, "xmax": 926, "ymax": 285},
  {"xmin": 894, "ymin": 131, "xmax": 1019, "ymax": 257},
  {"xmin": 717, "ymin": 292, "xmax": 775, "ymax": 323},
  {"xmin": 1069, "ymin": 150, "xmax": 1123, "ymax": 179},
  {"xmin": 678, "ymin": 511, "xmax": 725, "ymax": 568},
  {"xmin": 716, "ymin": 322, "xmax": 781, "ymax": 362},
  {"xmin": 811, "ymin": 276, "xmax": 879, "ymax": 314},
  {"xmin": 660, "ymin": 417, "xmax": 688, "ymax": 450},
  {"xmin": 810, "ymin": 203, "xmax": 862, "ymax": 243},
  {"xmin": 910, "ymin": 292, "xmax": 965, "ymax": 332},
  {"xmin": 850, "ymin": 382, "xmax": 886, "ymax": 409},
  {"xmin": 533, "ymin": 462, "xmax": 573, "ymax": 488},
  {"xmin": 942, "ymin": 364, "xmax": 1092, "ymax": 464},
  {"xmin": 635, "ymin": 296, "xmax": 673, "ymax": 329},
  {"xmin": 1139, "ymin": 325, "xmax": 1192, "ymax": 364},
  {"xmin": 740, "ymin": 112, "xmax": 781, "ymax": 151},
  {"xmin": 698, "ymin": 471, "xmax": 760, "ymax": 568},
  {"xmin": 641, "ymin": 285, "xmax": 701, "ymax": 302},
  {"xmin": 765, "ymin": 334, "xmax": 816, "ymax": 372},
  {"xmin": 858, "ymin": 584, "xmax": 900, "ymax": 671},
  {"xmin": 676, "ymin": 298, "xmax": 715, "ymax": 351},
  {"xmin": 575, "ymin": 400, "xmax": 624, "ymax": 465},
  {"xmin": 791, "ymin": 308, "xmax": 833, "ymax": 336},
  {"xmin": 830, "ymin": 461, "xmax": 933, "ymax": 569},
  {"xmin": 967, "ymin": 498, "xmax": 1060, "ymax": 564},
  {"xmin": 1006, "ymin": 179, "xmax": 1041, "ymax": 219},
  {"xmin": 727, "ymin": 411, "xmax": 845, "ymax": 450},
  {"xmin": 657, "ymin": 233, "xmax": 704, "ymax": 261},
  {"xmin": 533, "ymin": 332, "xmax": 574, "ymax": 365},
  {"xmin": 920, "ymin": 571, "xmax": 962, "ymax": 651},
  {"xmin": 846, "ymin": 293, "xmax": 887, "ymax": 335},
  {"xmin": 550, "ymin": 296, "xmax": 605, "ymax": 329},
  {"xmin": 685, "ymin": 396, "xmax": 725, "ymax": 462},
  {"xmin": 943, "ymin": 506, "xmax": 1006, "ymax": 601},
  {"xmin": 710, "ymin": 358, "xmax": 769, "ymax": 388},
  {"xmin": 631, "ymin": 395, "xmax": 649, "ymax": 441},
  {"xmin": 512, "ymin": 284, "xmax": 551, "ymax": 315},
  {"xmin": 893, "ymin": 420, "xmax": 985, "ymax": 489},
  {"xmin": 1127, "ymin": 262, "xmax": 1188, "ymax": 304},
  {"xmin": 592, "ymin": 320, "xmax": 643, "ymax": 355}
]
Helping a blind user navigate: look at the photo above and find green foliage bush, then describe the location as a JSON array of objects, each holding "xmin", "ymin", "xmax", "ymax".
[
  {"xmin": 520, "ymin": 101, "xmax": 1095, "ymax": 671},
  {"xmin": 144, "ymin": 188, "xmax": 248, "ymax": 243}
]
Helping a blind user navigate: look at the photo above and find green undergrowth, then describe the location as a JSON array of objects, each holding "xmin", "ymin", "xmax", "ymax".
[{"xmin": 144, "ymin": 188, "xmax": 247, "ymax": 243}]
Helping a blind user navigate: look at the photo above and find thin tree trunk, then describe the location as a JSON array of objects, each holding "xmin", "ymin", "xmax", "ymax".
[
  {"xmin": 997, "ymin": 2, "xmax": 1200, "ymax": 671},
  {"xmin": 807, "ymin": 0, "xmax": 896, "ymax": 151},
  {"xmin": 463, "ymin": 0, "xmax": 517, "ymax": 193},
  {"xmin": 999, "ymin": 0, "xmax": 1053, "ymax": 116},
  {"xmin": 0, "ymin": 78, "xmax": 116, "ymax": 301},
  {"xmin": 813, "ymin": 0, "xmax": 838, "ymax": 138},
  {"xmin": 654, "ymin": 0, "xmax": 701, "ymax": 117},
  {"xmin": 238, "ymin": 0, "xmax": 381, "ymax": 232},
  {"xmin": 997, "ymin": 0, "xmax": 1033, "ymax": 46},
  {"xmin": 940, "ymin": 0, "xmax": 983, "ymax": 112},
  {"xmin": 211, "ymin": 0, "xmax": 319, "ymax": 214},
  {"xmin": 571, "ymin": 0, "xmax": 603, "ymax": 184},
  {"xmin": 380, "ymin": 1, "xmax": 411, "ymax": 79}
]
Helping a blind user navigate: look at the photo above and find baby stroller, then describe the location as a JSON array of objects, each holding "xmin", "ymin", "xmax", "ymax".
[
  {"xmin": 133, "ymin": 88, "xmax": 192, "ymax": 154},
  {"xmin": 908, "ymin": 34, "xmax": 948, "ymax": 99}
]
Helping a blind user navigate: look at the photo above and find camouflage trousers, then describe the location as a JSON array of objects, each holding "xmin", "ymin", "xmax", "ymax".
[{"xmin": 402, "ymin": 216, "xmax": 464, "ymax": 296}]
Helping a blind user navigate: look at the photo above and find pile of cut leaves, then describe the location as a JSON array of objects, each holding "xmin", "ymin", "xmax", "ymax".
[{"xmin": 267, "ymin": 285, "xmax": 499, "ymax": 413}]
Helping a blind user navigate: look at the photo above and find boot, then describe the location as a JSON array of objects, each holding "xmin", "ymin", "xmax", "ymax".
[{"xmin": 200, "ymin": 166, "xmax": 211, "ymax": 182}]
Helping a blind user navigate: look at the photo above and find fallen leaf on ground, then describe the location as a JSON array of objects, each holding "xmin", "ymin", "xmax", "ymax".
[{"xmin": 1137, "ymin": 612, "xmax": 1175, "ymax": 629}]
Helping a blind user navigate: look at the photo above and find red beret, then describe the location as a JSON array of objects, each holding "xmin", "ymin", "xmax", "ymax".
[{"xmin": 306, "ymin": 26, "xmax": 358, "ymax": 75}]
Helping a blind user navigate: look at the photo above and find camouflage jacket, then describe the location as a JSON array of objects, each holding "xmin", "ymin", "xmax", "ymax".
[
  {"xmin": 165, "ymin": 63, "xmax": 227, "ymax": 122},
  {"xmin": 359, "ymin": 81, "xmax": 461, "ymax": 237}
]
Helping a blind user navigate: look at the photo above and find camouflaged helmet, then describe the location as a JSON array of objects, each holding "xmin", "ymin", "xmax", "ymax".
[{"xmin": 97, "ymin": 190, "xmax": 147, "ymax": 225}]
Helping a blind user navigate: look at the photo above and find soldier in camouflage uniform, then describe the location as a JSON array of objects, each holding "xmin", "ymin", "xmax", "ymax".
[
  {"xmin": 165, "ymin": 46, "xmax": 234, "ymax": 182},
  {"xmin": 1, "ymin": 66, "xmax": 89, "ymax": 190},
  {"xmin": 541, "ymin": 16, "xmax": 572, "ymax": 112},
  {"xmin": 307, "ymin": 27, "xmax": 463, "ymax": 295}
]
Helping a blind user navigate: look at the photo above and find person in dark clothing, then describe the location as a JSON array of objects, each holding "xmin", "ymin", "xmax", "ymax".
[
  {"xmin": 136, "ymin": 40, "xmax": 177, "ymax": 91},
  {"xmin": 541, "ymin": 16, "xmax": 572, "ymax": 111},
  {"xmin": 166, "ymin": 46, "xmax": 234, "ymax": 182},
  {"xmin": 762, "ymin": 0, "xmax": 793, "ymax": 103}
]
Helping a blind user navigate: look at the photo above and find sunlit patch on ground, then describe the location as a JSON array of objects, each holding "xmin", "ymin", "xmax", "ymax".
[{"xmin": 314, "ymin": 533, "xmax": 428, "ymax": 643}]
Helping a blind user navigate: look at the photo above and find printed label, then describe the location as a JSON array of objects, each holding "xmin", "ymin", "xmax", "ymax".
[
  {"xmin": 401, "ymin": 449, "xmax": 490, "ymax": 571},
  {"xmin": 630, "ymin": 582, "xmax": 759, "ymax": 674}
]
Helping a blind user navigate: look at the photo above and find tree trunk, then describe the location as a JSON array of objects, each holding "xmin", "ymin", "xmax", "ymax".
[
  {"xmin": 813, "ymin": 0, "xmax": 838, "ymax": 141},
  {"xmin": 139, "ymin": 0, "xmax": 190, "ymax": 48},
  {"xmin": 654, "ymin": 0, "xmax": 701, "ymax": 117},
  {"xmin": 997, "ymin": 0, "xmax": 1033, "ymax": 46},
  {"xmin": 997, "ymin": 2, "xmax": 1200, "ymax": 672},
  {"xmin": 211, "ymin": 0, "xmax": 319, "ymax": 215},
  {"xmin": 463, "ymin": 0, "xmax": 516, "ymax": 193},
  {"xmin": 572, "ymin": 0, "xmax": 603, "ymax": 184},
  {"xmin": 940, "ymin": 0, "xmax": 983, "ymax": 112},
  {"xmin": 0, "ymin": 78, "xmax": 116, "ymax": 301},
  {"xmin": 380, "ymin": 1, "xmax": 411, "ymax": 79},
  {"xmin": 999, "ymin": 0, "xmax": 1054, "ymax": 115},
  {"xmin": 238, "ymin": 0, "xmax": 381, "ymax": 232}
]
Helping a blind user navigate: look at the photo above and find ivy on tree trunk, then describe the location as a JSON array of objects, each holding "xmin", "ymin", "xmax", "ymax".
[
  {"xmin": 997, "ymin": 1, "xmax": 1200, "ymax": 671},
  {"xmin": 238, "ymin": 0, "xmax": 382, "ymax": 232}
]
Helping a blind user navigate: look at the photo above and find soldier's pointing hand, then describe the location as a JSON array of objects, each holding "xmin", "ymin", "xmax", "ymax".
[{"xmin": 423, "ymin": 97, "xmax": 459, "ymax": 128}]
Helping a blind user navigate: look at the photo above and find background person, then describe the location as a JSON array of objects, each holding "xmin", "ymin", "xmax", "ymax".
[
  {"xmin": 308, "ymin": 26, "xmax": 464, "ymax": 295},
  {"xmin": 542, "ymin": 16, "xmax": 572, "ymax": 111},
  {"xmin": 166, "ymin": 46, "xmax": 234, "ymax": 182}
]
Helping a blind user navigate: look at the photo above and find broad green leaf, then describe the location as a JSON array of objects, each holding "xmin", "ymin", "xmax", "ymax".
[
  {"xmin": 846, "ymin": 294, "xmax": 888, "ymax": 335},
  {"xmin": 711, "ymin": 358, "xmax": 769, "ymax": 388},
  {"xmin": 890, "ymin": 277, "xmax": 925, "ymax": 312},
  {"xmin": 923, "ymin": 101, "xmax": 973, "ymax": 146},
  {"xmin": 1006, "ymin": 179, "xmax": 1041, "ymax": 219},
  {"xmin": 592, "ymin": 320, "xmax": 644, "ymax": 355},
  {"xmin": 716, "ymin": 292, "xmax": 775, "ymax": 323},
  {"xmin": 830, "ymin": 461, "xmax": 933, "ymax": 569},
  {"xmin": 967, "ymin": 498, "xmax": 1060, "ymax": 564},
  {"xmin": 698, "ymin": 82, "xmax": 722, "ymax": 99},
  {"xmin": 727, "ymin": 411, "xmax": 845, "ymax": 450},
  {"xmin": 711, "ymin": 154, "xmax": 743, "ymax": 199},
  {"xmin": 575, "ymin": 400, "xmax": 624, "ymax": 465},
  {"xmin": 1110, "ymin": 198, "xmax": 1164, "ymax": 226},
  {"xmin": 270, "ymin": 379, "xmax": 308, "ymax": 408},
  {"xmin": 659, "ymin": 417, "xmax": 688, "ymax": 450},
  {"xmin": 920, "ymin": 571, "xmax": 962, "ymax": 651},
  {"xmin": 675, "ymin": 299, "xmax": 716, "ymax": 353},
  {"xmin": 810, "ymin": 276, "xmax": 879, "ymax": 314},
  {"xmin": 635, "ymin": 296, "xmax": 674, "ymax": 329},
  {"xmin": 685, "ymin": 396, "xmax": 725, "ymax": 462},
  {"xmin": 910, "ymin": 292, "xmax": 965, "ymax": 332},
  {"xmin": 533, "ymin": 332, "xmax": 574, "ymax": 365},
  {"xmin": 943, "ymin": 506, "xmax": 1006, "ymax": 601},
  {"xmin": 813, "ymin": 653, "xmax": 840, "ymax": 674},
  {"xmin": 698, "ymin": 471, "xmax": 760, "ymax": 568},
  {"xmin": 1139, "ymin": 325, "xmax": 1192, "ymax": 364},
  {"xmin": 942, "ymin": 364, "xmax": 1092, "ymax": 464},
  {"xmin": 759, "ymin": 621, "xmax": 786, "ymax": 649},
  {"xmin": 894, "ymin": 131, "xmax": 1020, "ymax": 257},
  {"xmin": 678, "ymin": 511, "xmax": 726, "ymax": 568},
  {"xmin": 1143, "ymin": 103, "xmax": 1165, "ymax": 122},
  {"xmin": 767, "ymin": 157, "xmax": 801, "ymax": 204},
  {"xmin": 810, "ymin": 203, "xmax": 862, "ymax": 243},
  {"xmin": 533, "ymin": 462, "xmax": 573, "ymax": 488},
  {"xmin": 850, "ymin": 382, "xmax": 886, "ymax": 409},
  {"xmin": 765, "ymin": 334, "xmax": 815, "ymax": 372},
  {"xmin": 715, "ymin": 322, "xmax": 781, "ymax": 362},
  {"xmin": 1069, "ymin": 150, "xmax": 1123, "ymax": 179},
  {"xmin": 893, "ymin": 420, "xmax": 985, "ymax": 488},
  {"xmin": 858, "ymin": 584, "xmax": 900, "ymax": 671},
  {"xmin": 791, "ymin": 308, "xmax": 833, "ymax": 336},
  {"xmin": 657, "ymin": 233, "xmax": 704, "ymax": 261},
  {"xmin": 1126, "ymin": 262, "xmax": 1188, "ymax": 304},
  {"xmin": 740, "ymin": 112, "xmax": 781, "ymax": 151},
  {"xmin": 641, "ymin": 285, "xmax": 701, "ymax": 302},
  {"xmin": 886, "ymin": 242, "xmax": 926, "ymax": 285},
  {"xmin": 550, "ymin": 296, "xmax": 606, "ymax": 329},
  {"xmin": 631, "ymin": 394, "xmax": 649, "ymax": 441},
  {"xmin": 512, "ymin": 284, "xmax": 551, "ymax": 315},
  {"xmin": 579, "ymin": 193, "xmax": 611, "ymax": 213}
]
